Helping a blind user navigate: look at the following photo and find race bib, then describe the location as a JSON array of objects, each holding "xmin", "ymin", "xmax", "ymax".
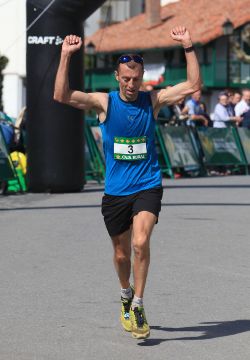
[{"xmin": 114, "ymin": 136, "xmax": 147, "ymax": 161}]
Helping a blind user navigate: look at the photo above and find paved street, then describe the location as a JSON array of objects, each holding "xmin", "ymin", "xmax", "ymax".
[{"xmin": 0, "ymin": 175, "xmax": 250, "ymax": 360}]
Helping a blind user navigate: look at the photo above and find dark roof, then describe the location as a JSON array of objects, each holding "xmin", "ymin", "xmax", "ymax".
[{"xmin": 85, "ymin": 0, "xmax": 250, "ymax": 53}]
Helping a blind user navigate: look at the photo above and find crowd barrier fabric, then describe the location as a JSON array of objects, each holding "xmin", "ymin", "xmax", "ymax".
[
  {"xmin": 197, "ymin": 128, "xmax": 246, "ymax": 167},
  {"xmin": 85, "ymin": 119, "xmax": 105, "ymax": 183},
  {"xmin": 237, "ymin": 128, "xmax": 250, "ymax": 166},
  {"xmin": 84, "ymin": 119, "xmax": 250, "ymax": 181},
  {"xmin": 157, "ymin": 125, "xmax": 200, "ymax": 176},
  {"xmin": 155, "ymin": 125, "xmax": 174, "ymax": 178}
]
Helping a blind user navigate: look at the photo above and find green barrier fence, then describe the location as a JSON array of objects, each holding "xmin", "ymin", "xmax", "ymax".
[
  {"xmin": 156, "ymin": 124, "xmax": 201, "ymax": 178},
  {"xmin": 237, "ymin": 128, "xmax": 250, "ymax": 168},
  {"xmin": 155, "ymin": 124, "xmax": 174, "ymax": 178},
  {"xmin": 197, "ymin": 127, "xmax": 248, "ymax": 174},
  {"xmin": 85, "ymin": 118, "xmax": 105, "ymax": 183},
  {"xmin": 4, "ymin": 115, "xmax": 249, "ymax": 189},
  {"xmin": 85, "ymin": 118, "xmax": 250, "ymax": 180}
]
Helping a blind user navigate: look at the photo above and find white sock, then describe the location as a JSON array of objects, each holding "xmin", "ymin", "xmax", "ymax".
[
  {"xmin": 121, "ymin": 286, "xmax": 132, "ymax": 299},
  {"xmin": 132, "ymin": 295, "xmax": 143, "ymax": 308}
]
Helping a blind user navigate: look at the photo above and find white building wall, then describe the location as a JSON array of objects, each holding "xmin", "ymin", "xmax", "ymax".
[
  {"xmin": 85, "ymin": 0, "xmax": 143, "ymax": 37},
  {"xmin": 85, "ymin": 0, "xmax": 179, "ymax": 37},
  {"xmin": 130, "ymin": 0, "xmax": 144, "ymax": 17},
  {"xmin": 84, "ymin": 8, "xmax": 101, "ymax": 37},
  {"xmin": 1, "ymin": 0, "xmax": 144, "ymax": 117},
  {"xmin": 0, "ymin": 0, "xmax": 26, "ymax": 118}
]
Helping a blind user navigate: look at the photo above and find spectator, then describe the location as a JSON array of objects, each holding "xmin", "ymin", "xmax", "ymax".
[
  {"xmin": 232, "ymin": 92, "xmax": 242, "ymax": 104},
  {"xmin": 231, "ymin": 92, "xmax": 241, "ymax": 111},
  {"xmin": 158, "ymin": 104, "xmax": 175, "ymax": 122},
  {"xmin": 13, "ymin": 106, "xmax": 27, "ymax": 153},
  {"xmin": 0, "ymin": 110, "xmax": 15, "ymax": 149},
  {"xmin": 224, "ymin": 88, "xmax": 234, "ymax": 101},
  {"xmin": 199, "ymin": 101, "xmax": 212, "ymax": 127},
  {"xmin": 172, "ymin": 97, "xmax": 189, "ymax": 124},
  {"xmin": 226, "ymin": 90, "xmax": 241, "ymax": 116},
  {"xmin": 235, "ymin": 89, "xmax": 250, "ymax": 128},
  {"xmin": 213, "ymin": 93, "xmax": 242, "ymax": 128},
  {"xmin": 158, "ymin": 85, "xmax": 175, "ymax": 123},
  {"xmin": 184, "ymin": 90, "xmax": 208, "ymax": 127}
]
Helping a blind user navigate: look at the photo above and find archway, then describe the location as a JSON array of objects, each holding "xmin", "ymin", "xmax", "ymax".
[{"xmin": 26, "ymin": 0, "xmax": 105, "ymax": 192}]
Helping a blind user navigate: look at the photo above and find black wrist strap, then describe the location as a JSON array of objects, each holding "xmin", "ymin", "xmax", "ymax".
[{"xmin": 184, "ymin": 46, "xmax": 194, "ymax": 53}]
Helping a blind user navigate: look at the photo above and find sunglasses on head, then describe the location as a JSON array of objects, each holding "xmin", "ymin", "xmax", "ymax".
[{"xmin": 118, "ymin": 54, "xmax": 144, "ymax": 65}]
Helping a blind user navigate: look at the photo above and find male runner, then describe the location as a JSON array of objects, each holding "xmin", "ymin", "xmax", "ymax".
[{"xmin": 54, "ymin": 26, "xmax": 201, "ymax": 339}]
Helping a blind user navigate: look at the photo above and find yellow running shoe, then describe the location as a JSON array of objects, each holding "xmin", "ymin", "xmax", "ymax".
[
  {"xmin": 129, "ymin": 306, "xmax": 150, "ymax": 339},
  {"xmin": 120, "ymin": 286, "xmax": 134, "ymax": 332}
]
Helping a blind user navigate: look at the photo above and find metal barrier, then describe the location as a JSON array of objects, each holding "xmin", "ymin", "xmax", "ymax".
[
  {"xmin": 85, "ymin": 118, "xmax": 250, "ymax": 180},
  {"xmin": 3, "ymin": 116, "xmax": 249, "ymax": 188},
  {"xmin": 236, "ymin": 128, "xmax": 250, "ymax": 171},
  {"xmin": 197, "ymin": 127, "xmax": 248, "ymax": 175},
  {"xmin": 85, "ymin": 118, "xmax": 105, "ymax": 183},
  {"xmin": 155, "ymin": 124, "xmax": 201, "ymax": 178}
]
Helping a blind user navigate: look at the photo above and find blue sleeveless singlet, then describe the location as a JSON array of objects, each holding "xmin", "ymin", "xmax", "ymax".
[{"xmin": 100, "ymin": 91, "xmax": 162, "ymax": 195}]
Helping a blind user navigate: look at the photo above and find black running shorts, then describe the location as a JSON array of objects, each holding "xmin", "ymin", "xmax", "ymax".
[{"xmin": 101, "ymin": 187, "xmax": 163, "ymax": 237}]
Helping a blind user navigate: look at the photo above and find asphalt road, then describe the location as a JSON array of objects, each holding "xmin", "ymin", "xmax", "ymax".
[{"xmin": 0, "ymin": 175, "xmax": 250, "ymax": 360}]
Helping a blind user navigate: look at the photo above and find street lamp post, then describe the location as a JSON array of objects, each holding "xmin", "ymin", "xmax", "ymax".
[
  {"xmin": 222, "ymin": 19, "xmax": 234, "ymax": 88},
  {"xmin": 85, "ymin": 41, "xmax": 96, "ymax": 91}
]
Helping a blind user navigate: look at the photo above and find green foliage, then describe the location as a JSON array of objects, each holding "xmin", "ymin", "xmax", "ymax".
[
  {"xmin": 0, "ymin": 54, "xmax": 9, "ymax": 111},
  {"xmin": 0, "ymin": 55, "xmax": 9, "ymax": 71}
]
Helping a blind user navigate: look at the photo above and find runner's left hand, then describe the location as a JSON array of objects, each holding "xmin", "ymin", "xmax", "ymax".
[{"xmin": 170, "ymin": 26, "xmax": 192, "ymax": 47}]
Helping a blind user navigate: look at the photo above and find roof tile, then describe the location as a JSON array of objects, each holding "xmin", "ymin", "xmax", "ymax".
[{"xmin": 86, "ymin": 0, "xmax": 250, "ymax": 53}]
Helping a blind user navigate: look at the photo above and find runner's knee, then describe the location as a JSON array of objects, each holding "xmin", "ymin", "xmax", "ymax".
[
  {"xmin": 114, "ymin": 251, "xmax": 130, "ymax": 265},
  {"xmin": 132, "ymin": 236, "xmax": 150, "ymax": 258}
]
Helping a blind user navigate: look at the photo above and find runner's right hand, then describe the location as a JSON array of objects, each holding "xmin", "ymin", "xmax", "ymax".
[{"xmin": 62, "ymin": 35, "xmax": 82, "ymax": 55}]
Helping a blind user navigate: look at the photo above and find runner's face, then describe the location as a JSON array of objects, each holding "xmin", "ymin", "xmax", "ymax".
[{"xmin": 115, "ymin": 63, "xmax": 143, "ymax": 102}]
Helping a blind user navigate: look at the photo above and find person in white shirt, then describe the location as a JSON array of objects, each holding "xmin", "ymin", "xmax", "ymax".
[
  {"xmin": 235, "ymin": 89, "xmax": 250, "ymax": 128},
  {"xmin": 213, "ymin": 93, "xmax": 242, "ymax": 128}
]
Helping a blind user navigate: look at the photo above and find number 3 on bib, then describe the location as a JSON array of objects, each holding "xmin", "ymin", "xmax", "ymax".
[
  {"xmin": 128, "ymin": 145, "xmax": 133, "ymax": 154},
  {"xmin": 114, "ymin": 136, "xmax": 147, "ymax": 161}
]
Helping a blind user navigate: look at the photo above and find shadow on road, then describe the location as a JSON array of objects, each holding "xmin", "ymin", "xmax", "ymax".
[{"xmin": 138, "ymin": 320, "xmax": 250, "ymax": 346}]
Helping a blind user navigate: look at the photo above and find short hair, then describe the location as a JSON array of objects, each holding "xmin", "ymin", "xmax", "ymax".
[
  {"xmin": 218, "ymin": 93, "xmax": 228, "ymax": 100},
  {"xmin": 242, "ymin": 88, "xmax": 250, "ymax": 95}
]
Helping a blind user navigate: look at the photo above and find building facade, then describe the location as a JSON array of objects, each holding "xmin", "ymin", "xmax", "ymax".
[
  {"xmin": 85, "ymin": 0, "xmax": 250, "ymax": 114},
  {"xmin": 0, "ymin": 0, "xmax": 26, "ymax": 118},
  {"xmin": 0, "ymin": 0, "xmax": 250, "ymax": 118},
  {"xmin": 85, "ymin": 0, "xmax": 145, "ymax": 37},
  {"xmin": 1, "ymin": 0, "xmax": 145, "ymax": 118}
]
